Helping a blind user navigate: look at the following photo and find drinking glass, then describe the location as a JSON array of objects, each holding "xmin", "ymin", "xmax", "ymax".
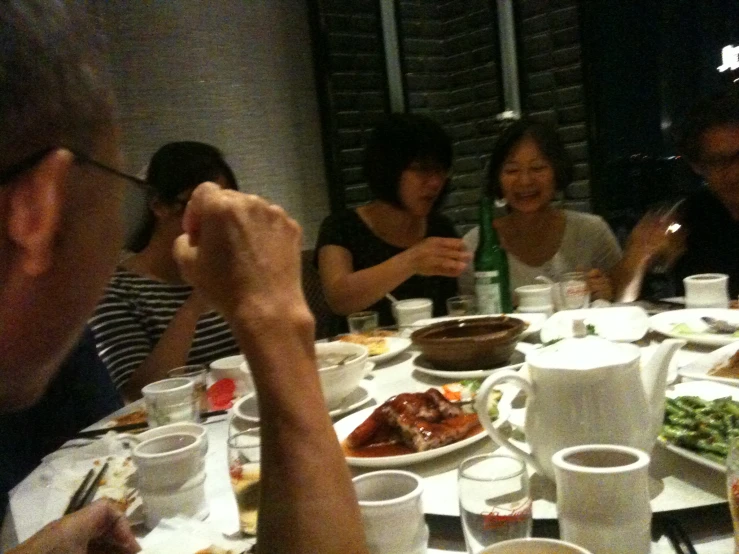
[
  {"xmin": 227, "ymin": 428, "xmax": 261, "ymax": 535},
  {"xmin": 727, "ymin": 437, "xmax": 739, "ymax": 550},
  {"xmin": 458, "ymin": 453, "xmax": 532, "ymax": 553},
  {"xmin": 347, "ymin": 311, "xmax": 379, "ymax": 334},
  {"xmin": 558, "ymin": 271, "xmax": 590, "ymax": 310},
  {"xmin": 447, "ymin": 295, "xmax": 477, "ymax": 316},
  {"xmin": 168, "ymin": 364, "xmax": 208, "ymax": 412}
]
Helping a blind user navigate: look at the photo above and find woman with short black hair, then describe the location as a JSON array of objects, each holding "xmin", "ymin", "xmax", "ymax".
[
  {"xmin": 461, "ymin": 118, "xmax": 621, "ymax": 300},
  {"xmin": 90, "ymin": 142, "xmax": 241, "ymax": 399},
  {"xmin": 315, "ymin": 113, "xmax": 471, "ymax": 326}
]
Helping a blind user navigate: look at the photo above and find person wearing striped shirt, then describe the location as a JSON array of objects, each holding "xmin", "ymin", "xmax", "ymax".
[{"xmin": 90, "ymin": 142, "xmax": 240, "ymax": 399}]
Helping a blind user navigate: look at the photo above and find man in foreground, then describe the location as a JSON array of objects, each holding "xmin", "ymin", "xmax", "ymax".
[{"xmin": 0, "ymin": 2, "xmax": 366, "ymax": 552}]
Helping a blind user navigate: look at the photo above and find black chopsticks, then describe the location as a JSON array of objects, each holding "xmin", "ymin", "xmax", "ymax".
[
  {"xmin": 662, "ymin": 518, "xmax": 698, "ymax": 554},
  {"xmin": 64, "ymin": 461, "xmax": 109, "ymax": 514}
]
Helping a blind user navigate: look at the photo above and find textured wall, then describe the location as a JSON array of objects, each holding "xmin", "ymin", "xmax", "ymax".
[
  {"xmin": 98, "ymin": 0, "xmax": 329, "ymax": 246},
  {"xmin": 516, "ymin": 0, "xmax": 591, "ymax": 211}
]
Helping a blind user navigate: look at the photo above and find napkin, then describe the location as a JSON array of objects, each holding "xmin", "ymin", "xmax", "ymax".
[{"xmin": 138, "ymin": 516, "xmax": 254, "ymax": 554}]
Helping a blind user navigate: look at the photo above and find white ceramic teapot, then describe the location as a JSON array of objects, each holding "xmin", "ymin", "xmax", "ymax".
[{"xmin": 475, "ymin": 320, "xmax": 685, "ymax": 480}]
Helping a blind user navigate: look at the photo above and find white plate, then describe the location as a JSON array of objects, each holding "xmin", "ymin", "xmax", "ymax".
[
  {"xmin": 370, "ymin": 336, "xmax": 411, "ymax": 363},
  {"xmin": 334, "ymin": 390, "xmax": 512, "ymax": 467},
  {"xmin": 677, "ymin": 342, "xmax": 739, "ymax": 386},
  {"xmin": 540, "ymin": 306, "xmax": 649, "ymax": 343},
  {"xmin": 649, "ymin": 309, "xmax": 739, "ymax": 346},
  {"xmin": 407, "ymin": 313, "xmax": 547, "ymax": 340},
  {"xmin": 233, "ymin": 383, "xmax": 373, "ymax": 423},
  {"xmin": 659, "ymin": 380, "xmax": 739, "ymax": 472},
  {"xmin": 412, "ymin": 342, "xmax": 536, "ymax": 380}
]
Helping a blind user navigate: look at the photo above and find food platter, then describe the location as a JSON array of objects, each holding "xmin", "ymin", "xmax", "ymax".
[
  {"xmin": 677, "ymin": 342, "xmax": 739, "ymax": 386},
  {"xmin": 333, "ymin": 387, "xmax": 513, "ymax": 468},
  {"xmin": 540, "ymin": 306, "xmax": 649, "ymax": 343},
  {"xmin": 649, "ymin": 309, "xmax": 739, "ymax": 346},
  {"xmin": 368, "ymin": 337, "xmax": 412, "ymax": 364},
  {"xmin": 412, "ymin": 342, "xmax": 536, "ymax": 380},
  {"xmin": 658, "ymin": 380, "xmax": 739, "ymax": 472}
]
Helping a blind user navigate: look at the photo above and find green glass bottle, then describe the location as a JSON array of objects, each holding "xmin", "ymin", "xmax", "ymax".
[{"xmin": 474, "ymin": 195, "xmax": 513, "ymax": 314}]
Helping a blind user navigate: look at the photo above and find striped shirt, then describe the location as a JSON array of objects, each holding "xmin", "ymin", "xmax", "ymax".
[{"xmin": 89, "ymin": 268, "xmax": 240, "ymax": 390}]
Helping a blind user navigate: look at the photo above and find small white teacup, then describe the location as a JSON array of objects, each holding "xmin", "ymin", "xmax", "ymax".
[
  {"xmin": 141, "ymin": 378, "xmax": 199, "ymax": 428},
  {"xmin": 210, "ymin": 354, "xmax": 253, "ymax": 396},
  {"xmin": 132, "ymin": 433, "xmax": 208, "ymax": 528},
  {"xmin": 481, "ymin": 538, "xmax": 593, "ymax": 553},
  {"xmin": 392, "ymin": 298, "xmax": 433, "ymax": 328},
  {"xmin": 120, "ymin": 422, "xmax": 208, "ymax": 457},
  {"xmin": 684, "ymin": 273, "xmax": 730, "ymax": 309},
  {"xmin": 552, "ymin": 444, "xmax": 651, "ymax": 554},
  {"xmin": 515, "ymin": 284, "xmax": 554, "ymax": 316},
  {"xmin": 353, "ymin": 470, "xmax": 428, "ymax": 554}
]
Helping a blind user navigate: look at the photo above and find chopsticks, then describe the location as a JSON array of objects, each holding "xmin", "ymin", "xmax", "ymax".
[
  {"xmin": 662, "ymin": 518, "xmax": 698, "ymax": 554},
  {"xmin": 72, "ymin": 409, "xmax": 228, "ymax": 439},
  {"xmin": 64, "ymin": 461, "xmax": 109, "ymax": 515}
]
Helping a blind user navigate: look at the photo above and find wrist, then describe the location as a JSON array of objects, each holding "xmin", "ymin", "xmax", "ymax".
[{"xmin": 227, "ymin": 296, "xmax": 315, "ymax": 348}]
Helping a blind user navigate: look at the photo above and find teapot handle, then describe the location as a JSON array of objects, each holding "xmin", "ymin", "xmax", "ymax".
[{"xmin": 474, "ymin": 369, "xmax": 543, "ymax": 474}]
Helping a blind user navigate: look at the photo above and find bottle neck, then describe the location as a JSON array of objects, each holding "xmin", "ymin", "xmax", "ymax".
[{"xmin": 478, "ymin": 196, "xmax": 501, "ymax": 247}]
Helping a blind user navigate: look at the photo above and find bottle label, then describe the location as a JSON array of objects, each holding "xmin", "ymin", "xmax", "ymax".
[{"xmin": 475, "ymin": 271, "xmax": 502, "ymax": 314}]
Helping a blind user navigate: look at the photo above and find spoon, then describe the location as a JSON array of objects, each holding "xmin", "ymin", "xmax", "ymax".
[{"xmin": 701, "ymin": 316, "xmax": 739, "ymax": 334}]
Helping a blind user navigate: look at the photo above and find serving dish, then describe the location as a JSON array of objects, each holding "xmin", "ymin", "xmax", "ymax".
[
  {"xmin": 409, "ymin": 312, "xmax": 546, "ymax": 340},
  {"xmin": 677, "ymin": 342, "xmax": 739, "ymax": 386},
  {"xmin": 540, "ymin": 306, "xmax": 649, "ymax": 343},
  {"xmin": 412, "ymin": 342, "xmax": 536, "ymax": 380},
  {"xmin": 649, "ymin": 309, "xmax": 739, "ymax": 346},
  {"xmin": 411, "ymin": 316, "xmax": 525, "ymax": 371},
  {"xmin": 658, "ymin": 380, "xmax": 739, "ymax": 472}
]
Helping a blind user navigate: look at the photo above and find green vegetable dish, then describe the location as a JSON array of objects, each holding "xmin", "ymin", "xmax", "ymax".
[{"xmin": 660, "ymin": 395, "xmax": 739, "ymax": 464}]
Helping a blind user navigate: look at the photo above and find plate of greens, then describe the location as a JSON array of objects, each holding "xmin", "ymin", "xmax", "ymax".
[{"xmin": 658, "ymin": 380, "xmax": 739, "ymax": 472}]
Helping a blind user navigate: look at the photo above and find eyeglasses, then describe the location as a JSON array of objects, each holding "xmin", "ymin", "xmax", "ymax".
[{"xmin": 0, "ymin": 147, "xmax": 148, "ymax": 190}]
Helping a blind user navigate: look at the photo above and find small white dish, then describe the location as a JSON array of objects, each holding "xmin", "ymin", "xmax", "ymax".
[
  {"xmin": 540, "ymin": 306, "xmax": 649, "ymax": 344},
  {"xmin": 370, "ymin": 337, "xmax": 412, "ymax": 364},
  {"xmin": 650, "ymin": 308, "xmax": 739, "ymax": 346},
  {"xmin": 677, "ymin": 342, "xmax": 739, "ymax": 386},
  {"xmin": 412, "ymin": 342, "xmax": 535, "ymax": 380},
  {"xmin": 408, "ymin": 312, "xmax": 547, "ymax": 340},
  {"xmin": 233, "ymin": 382, "xmax": 374, "ymax": 423},
  {"xmin": 658, "ymin": 380, "xmax": 739, "ymax": 472}
]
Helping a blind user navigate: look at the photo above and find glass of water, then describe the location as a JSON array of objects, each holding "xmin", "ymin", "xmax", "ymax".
[
  {"xmin": 347, "ymin": 310, "xmax": 379, "ymax": 334},
  {"xmin": 458, "ymin": 453, "xmax": 532, "ymax": 553},
  {"xmin": 558, "ymin": 271, "xmax": 590, "ymax": 310},
  {"xmin": 446, "ymin": 295, "xmax": 477, "ymax": 316}
]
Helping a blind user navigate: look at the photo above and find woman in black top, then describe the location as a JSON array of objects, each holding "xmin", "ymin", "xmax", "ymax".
[{"xmin": 315, "ymin": 114, "xmax": 471, "ymax": 326}]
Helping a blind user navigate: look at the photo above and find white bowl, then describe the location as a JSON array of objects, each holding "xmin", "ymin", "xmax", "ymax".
[
  {"xmin": 481, "ymin": 538, "xmax": 593, "ymax": 554},
  {"xmin": 210, "ymin": 354, "xmax": 253, "ymax": 396},
  {"xmin": 120, "ymin": 422, "xmax": 208, "ymax": 457},
  {"xmin": 315, "ymin": 342, "xmax": 369, "ymax": 409}
]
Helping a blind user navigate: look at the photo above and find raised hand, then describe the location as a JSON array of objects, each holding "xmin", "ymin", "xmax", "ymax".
[
  {"xmin": 9, "ymin": 501, "xmax": 139, "ymax": 554},
  {"xmin": 173, "ymin": 182, "xmax": 311, "ymax": 327},
  {"xmin": 405, "ymin": 237, "xmax": 472, "ymax": 278}
]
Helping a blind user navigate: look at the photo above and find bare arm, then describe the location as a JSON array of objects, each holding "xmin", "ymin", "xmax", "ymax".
[
  {"xmin": 174, "ymin": 183, "xmax": 367, "ymax": 554},
  {"xmin": 318, "ymin": 238, "xmax": 471, "ymax": 316},
  {"xmin": 120, "ymin": 294, "xmax": 206, "ymax": 400}
]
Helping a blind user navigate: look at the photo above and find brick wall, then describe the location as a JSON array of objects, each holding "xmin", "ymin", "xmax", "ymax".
[
  {"xmin": 309, "ymin": 0, "xmax": 390, "ymax": 210},
  {"xmin": 311, "ymin": 0, "xmax": 592, "ymax": 225},
  {"xmin": 516, "ymin": 0, "xmax": 591, "ymax": 211}
]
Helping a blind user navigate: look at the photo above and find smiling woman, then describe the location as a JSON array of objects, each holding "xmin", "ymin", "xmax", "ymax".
[{"xmin": 460, "ymin": 119, "xmax": 622, "ymax": 302}]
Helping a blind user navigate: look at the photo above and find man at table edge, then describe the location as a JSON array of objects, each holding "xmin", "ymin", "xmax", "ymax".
[{"xmin": 0, "ymin": 2, "xmax": 367, "ymax": 553}]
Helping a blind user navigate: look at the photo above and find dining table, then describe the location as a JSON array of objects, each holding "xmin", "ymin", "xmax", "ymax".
[{"xmin": 2, "ymin": 308, "xmax": 738, "ymax": 553}]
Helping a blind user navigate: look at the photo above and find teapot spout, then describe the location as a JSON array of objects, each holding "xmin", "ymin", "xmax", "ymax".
[{"xmin": 642, "ymin": 339, "xmax": 686, "ymax": 444}]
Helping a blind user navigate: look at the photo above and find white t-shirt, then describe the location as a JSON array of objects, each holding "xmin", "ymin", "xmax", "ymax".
[{"xmin": 460, "ymin": 210, "xmax": 622, "ymax": 294}]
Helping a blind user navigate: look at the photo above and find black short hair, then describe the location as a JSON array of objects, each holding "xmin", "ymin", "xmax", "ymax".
[
  {"xmin": 487, "ymin": 118, "xmax": 573, "ymax": 198},
  {"xmin": 128, "ymin": 142, "xmax": 238, "ymax": 252},
  {"xmin": 0, "ymin": 1, "xmax": 114, "ymax": 169},
  {"xmin": 363, "ymin": 113, "xmax": 452, "ymax": 208},
  {"xmin": 674, "ymin": 88, "xmax": 739, "ymax": 163}
]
